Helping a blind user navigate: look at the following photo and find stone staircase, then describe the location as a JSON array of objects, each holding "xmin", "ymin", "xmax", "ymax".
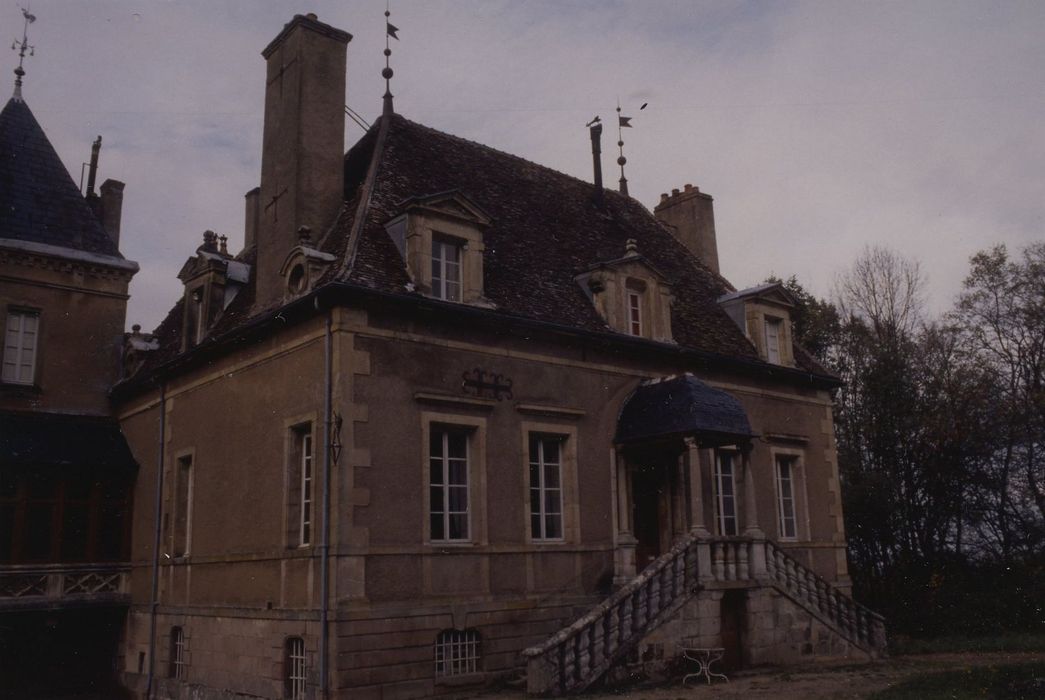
[{"xmin": 521, "ymin": 532, "xmax": 886, "ymax": 695}]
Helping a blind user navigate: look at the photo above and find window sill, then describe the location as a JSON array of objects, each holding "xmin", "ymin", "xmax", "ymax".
[
  {"xmin": 0, "ymin": 381, "xmax": 41, "ymax": 394},
  {"xmin": 434, "ymin": 672, "xmax": 486, "ymax": 687}
]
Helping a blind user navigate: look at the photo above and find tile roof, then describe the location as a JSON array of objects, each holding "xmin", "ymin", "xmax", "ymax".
[
  {"xmin": 132, "ymin": 112, "xmax": 835, "ymax": 383},
  {"xmin": 0, "ymin": 96, "xmax": 121, "ymax": 257}
]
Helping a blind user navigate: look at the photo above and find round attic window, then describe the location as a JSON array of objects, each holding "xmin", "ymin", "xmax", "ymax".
[{"xmin": 288, "ymin": 264, "xmax": 307, "ymax": 294}]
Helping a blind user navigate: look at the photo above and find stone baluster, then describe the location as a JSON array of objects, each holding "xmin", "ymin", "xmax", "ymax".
[
  {"xmin": 649, "ymin": 571, "xmax": 661, "ymax": 617},
  {"xmin": 738, "ymin": 540, "xmax": 750, "ymax": 579},
  {"xmin": 712, "ymin": 542, "xmax": 724, "ymax": 580},
  {"xmin": 620, "ymin": 594, "xmax": 632, "ymax": 642}
]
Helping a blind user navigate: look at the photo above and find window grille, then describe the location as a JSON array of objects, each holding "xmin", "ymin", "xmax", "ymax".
[
  {"xmin": 434, "ymin": 629, "xmax": 480, "ymax": 677},
  {"xmin": 169, "ymin": 626, "xmax": 186, "ymax": 679},
  {"xmin": 2, "ymin": 310, "xmax": 39, "ymax": 385},
  {"xmin": 429, "ymin": 427, "xmax": 469, "ymax": 541},
  {"xmin": 776, "ymin": 456, "xmax": 797, "ymax": 539},
  {"xmin": 285, "ymin": 637, "xmax": 306, "ymax": 699},
  {"xmin": 529, "ymin": 434, "xmax": 563, "ymax": 540},
  {"xmin": 714, "ymin": 451, "xmax": 738, "ymax": 536}
]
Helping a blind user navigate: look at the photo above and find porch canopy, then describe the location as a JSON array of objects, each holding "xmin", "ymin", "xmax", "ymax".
[
  {"xmin": 615, "ymin": 373, "xmax": 756, "ymax": 447},
  {"xmin": 0, "ymin": 410, "xmax": 138, "ymax": 472}
]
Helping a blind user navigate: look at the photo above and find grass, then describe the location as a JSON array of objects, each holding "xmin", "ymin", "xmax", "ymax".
[
  {"xmin": 869, "ymin": 662, "xmax": 1045, "ymax": 699},
  {"xmin": 889, "ymin": 633, "xmax": 1045, "ymax": 656}
]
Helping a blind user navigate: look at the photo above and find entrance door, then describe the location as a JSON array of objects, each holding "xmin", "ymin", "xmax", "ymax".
[
  {"xmin": 631, "ymin": 464, "xmax": 664, "ymax": 572},
  {"xmin": 720, "ymin": 589, "xmax": 746, "ymax": 671}
]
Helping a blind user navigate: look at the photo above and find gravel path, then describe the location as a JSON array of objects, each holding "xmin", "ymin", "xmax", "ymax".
[{"xmin": 484, "ymin": 651, "xmax": 1045, "ymax": 700}]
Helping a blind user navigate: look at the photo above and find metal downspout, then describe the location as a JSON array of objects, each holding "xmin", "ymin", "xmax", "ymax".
[
  {"xmin": 320, "ymin": 307, "xmax": 333, "ymax": 698},
  {"xmin": 146, "ymin": 382, "xmax": 166, "ymax": 699}
]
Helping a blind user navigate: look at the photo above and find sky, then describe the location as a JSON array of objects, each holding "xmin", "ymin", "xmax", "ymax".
[{"xmin": 10, "ymin": 0, "xmax": 1045, "ymax": 331}]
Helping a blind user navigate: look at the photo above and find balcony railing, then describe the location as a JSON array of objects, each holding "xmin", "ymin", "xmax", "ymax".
[{"xmin": 0, "ymin": 562, "xmax": 130, "ymax": 610}]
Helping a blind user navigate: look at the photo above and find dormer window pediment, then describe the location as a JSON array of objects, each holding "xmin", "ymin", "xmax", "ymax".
[
  {"xmin": 577, "ymin": 240, "xmax": 674, "ymax": 343},
  {"xmin": 177, "ymin": 230, "xmax": 253, "ymax": 351},
  {"xmin": 385, "ymin": 190, "xmax": 494, "ymax": 307}
]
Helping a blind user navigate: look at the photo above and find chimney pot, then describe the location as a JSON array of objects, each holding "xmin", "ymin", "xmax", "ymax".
[
  {"xmin": 298, "ymin": 225, "xmax": 312, "ymax": 245},
  {"xmin": 684, "ymin": 183, "xmax": 693, "ymax": 192},
  {"xmin": 671, "ymin": 188, "xmax": 680, "ymax": 196},
  {"xmin": 98, "ymin": 179, "xmax": 125, "ymax": 249},
  {"xmin": 306, "ymin": 12, "xmax": 318, "ymax": 20},
  {"xmin": 654, "ymin": 183, "xmax": 719, "ymax": 274},
  {"xmin": 132, "ymin": 324, "xmax": 141, "ymax": 334},
  {"xmin": 203, "ymin": 230, "xmax": 218, "ymax": 252},
  {"xmin": 660, "ymin": 193, "xmax": 668, "ymax": 202}
]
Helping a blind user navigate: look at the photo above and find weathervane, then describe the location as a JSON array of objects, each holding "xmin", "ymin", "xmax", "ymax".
[
  {"xmin": 11, "ymin": 5, "xmax": 36, "ymax": 101},
  {"xmin": 382, "ymin": 0, "xmax": 399, "ymax": 115},
  {"xmin": 614, "ymin": 101, "xmax": 647, "ymax": 197}
]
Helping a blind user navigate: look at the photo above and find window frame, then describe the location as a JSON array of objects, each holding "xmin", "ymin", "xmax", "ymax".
[
  {"xmin": 528, "ymin": 433, "xmax": 565, "ymax": 542},
  {"xmin": 434, "ymin": 628, "xmax": 481, "ymax": 678},
  {"xmin": 771, "ymin": 447, "xmax": 807, "ymax": 541},
  {"xmin": 422, "ymin": 412, "xmax": 487, "ymax": 546},
  {"xmin": 763, "ymin": 316, "xmax": 783, "ymax": 365},
  {"xmin": 430, "ymin": 235, "xmax": 463, "ymax": 302},
  {"xmin": 284, "ymin": 636, "xmax": 307, "ymax": 699},
  {"xmin": 285, "ymin": 421, "xmax": 316, "ymax": 548},
  {"xmin": 170, "ymin": 451, "xmax": 194, "ymax": 558},
  {"xmin": 429, "ymin": 426, "xmax": 471, "ymax": 542},
  {"xmin": 169, "ymin": 626, "xmax": 186, "ymax": 679},
  {"xmin": 713, "ymin": 449, "xmax": 738, "ymax": 537},
  {"xmin": 2, "ymin": 307, "xmax": 41, "ymax": 386}
]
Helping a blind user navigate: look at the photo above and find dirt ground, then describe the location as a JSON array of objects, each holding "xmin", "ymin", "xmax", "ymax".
[{"xmin": 486, "ymin": 651, "xmax": 1045, "ymax": 700}]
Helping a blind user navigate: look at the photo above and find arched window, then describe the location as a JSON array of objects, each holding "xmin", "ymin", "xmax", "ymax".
[
  {"xmin": 169, "ymin": 626, "xmax": 186, "ymax": 679},
  {"xmin": 434, "ymin": 629, "xmax": 480, "ymax": 677},
  {"xmin": 284, "ymin": 636, "xmax": 306, "ymax": 699}
]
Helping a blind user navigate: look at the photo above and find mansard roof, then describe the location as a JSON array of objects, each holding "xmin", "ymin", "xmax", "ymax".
[
  {"xmin": 126, "ymin": 113, "xmax": 835, "ymax": 388},
  {"xmin": 0, "ymin": 97, "xmax": 121, "ymax": 257}
]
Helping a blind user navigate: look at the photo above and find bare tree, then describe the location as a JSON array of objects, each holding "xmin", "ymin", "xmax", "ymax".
[{"xmin": 835, "ymin": 245, "xmax": 926, "ymax": 340}]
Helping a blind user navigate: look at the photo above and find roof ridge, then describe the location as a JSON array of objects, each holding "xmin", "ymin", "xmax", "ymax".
[{"xmin": 391, "ymin": 113, "xmax": 633, "ymax": 206}]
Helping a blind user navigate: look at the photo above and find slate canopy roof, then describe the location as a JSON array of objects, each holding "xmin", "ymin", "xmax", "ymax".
[{"xmin": 126, "ymin": 112, "xmax": 836, "ymax": 389}]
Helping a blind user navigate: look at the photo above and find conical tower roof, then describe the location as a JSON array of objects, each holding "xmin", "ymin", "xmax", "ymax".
[{"xmin": 0, "ymin": 96, "xmax": 122, "ymax": 257}]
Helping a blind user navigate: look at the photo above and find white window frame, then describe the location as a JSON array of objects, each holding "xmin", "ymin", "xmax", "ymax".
[
  {"xmin": 764, "ymin": 316, "xmax": 782, "ymax": 364},
  {"xmin": 528, "ymin": 434, "xmax": 565, "ymax": 541},
  {"xmin": 431, "ymin": 237, "xmax": 462, "ymax": 302},
  {"xmin": 285, "ymin": 636, "xmax": 306, "ymax": 699},
  {"xmin": 627, "ymin": 290, "xmax": 643, "ymax": 336},
  {"xmin": 169, "ymin": 626, "xmax": 186, "ymax": 679},
  {"xmin": 429, "ymin": 426, "xmax": 471, "ymax": 542},
  {"xmin": 713, "ymin": 450, "xmax": 738, "ymax": 536},
  {"xmin": 775, "ymin": 455, "xmax": 798, "ymax": 540},
  {"xmin": 3, "ymin": 309, "xmax": 39, "ymax": 385},
  {"xmin": 434, "ymin": 629, "xmax": 481, "ymax": 677},
  {"xmin": 299, "ymin": 431, "xmax": 314, "ymax": 547}
]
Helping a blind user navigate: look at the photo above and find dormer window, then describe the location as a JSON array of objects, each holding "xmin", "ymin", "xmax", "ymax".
[
  {"xmin": 717, "ymin": 283, "xmax": 796, "ymax": 366},
  {"xmin": 577, "ymin": 240, "xmax": 674, "ymax": 343},
  {"xmin": 431, "ymin": 237, "xmax": 463, "ymax": 302},
  {"xmin": 279, "ymin": 227, "xmax": 335, "ymax": 300},
  {"xmin": 385, "ymin": 191, "xmax": 493, "ymax": 307}
]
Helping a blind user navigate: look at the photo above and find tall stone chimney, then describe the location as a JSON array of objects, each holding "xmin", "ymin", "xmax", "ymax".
[
  {"xmin": 256, "ymin": 14, "xmax": 352, "ymax": 307},
  {"xmin": 653, "ymin": 184, "xmax": 720, "ymax": 274}
]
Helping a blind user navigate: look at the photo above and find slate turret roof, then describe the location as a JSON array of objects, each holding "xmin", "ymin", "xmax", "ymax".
[{"xmin": 0, "ymin": 96, "xmax": 122, "ymax": 257}]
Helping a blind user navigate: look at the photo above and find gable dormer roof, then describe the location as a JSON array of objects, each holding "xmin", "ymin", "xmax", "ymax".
[
  {"xmin": 717, "ymin": 282, "xmax": 796, "ymax": 307},
  {"xmin": 0, "ymin": 97, "xmax": 122, "ymax": 258}
]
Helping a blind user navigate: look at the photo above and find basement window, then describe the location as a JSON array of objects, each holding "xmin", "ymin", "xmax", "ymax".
[
  {"xmin": 284, "ymin": 636, "xmax": 306, "ymax": 699},
  {"xmin": 435, "ymin": 629, "xmax": 481, "ymax": 677}
]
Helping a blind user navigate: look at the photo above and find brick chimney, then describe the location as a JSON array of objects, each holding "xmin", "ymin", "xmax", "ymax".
[
  {"xmin": 255, "ymin": 14, "xmax": 352, "ymax": 307},
  {"xmin": 653, "ymin": 183, "xmax": 720, "ymax": 274}
]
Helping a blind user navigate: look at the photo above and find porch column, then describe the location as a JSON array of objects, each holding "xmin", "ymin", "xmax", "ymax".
[
  {"xmin": 740, "ymin": 441, "xmax": 768, "ymax": 579},
  {"xmin": 684, "ymin": 437, "xmax": 711, "ymax": 536},
  {"xmin": 613, "ymin": 448, "xmax": 637, "ymax": 585}
]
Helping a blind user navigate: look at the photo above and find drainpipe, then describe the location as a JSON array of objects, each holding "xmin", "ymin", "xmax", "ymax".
[
  {"xmin": 146, "ymin": 382, "xmax": 166, "ymax": 699},
  {"xmin": 319, "ymin": 303, "xmax": 333, "ymax": 699}
]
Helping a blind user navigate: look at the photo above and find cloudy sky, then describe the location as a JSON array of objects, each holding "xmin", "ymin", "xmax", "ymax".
[{"xmin": 12, "ymin": 0, "xmax": 1045, "ymax": 331}]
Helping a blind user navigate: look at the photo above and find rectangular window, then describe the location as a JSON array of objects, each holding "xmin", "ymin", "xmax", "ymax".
[
  {"xmin": 435, "ymin": 629, "xmax": 480, "ymax": 677},
  {"xmin": 172, "ymin": 455, "xmax": 193, "ymax": 557},
  {"xmin": 285, "ymin": 637, "xmax": 306, "ymax": 699},
  {"xmin": 627, "ymin": 291, "xmax": 643, "ymax": 336},
  {"xmin": 431, "ymin": 238, "xmax": 462, "ymax": 302},
  {"xmin": 429, "ymin": 427, "xmax": 469, "ymax": 542},
  {"xmin": 287, "ymin": 424, "xmax": 314, "ymax": 548},
  {"xmin": 764, "ymin": 317, "xmax": 782, "ymax": 364},
  {"xmin": 3, "ymin": 310, "xmax": 39, "ymax": 385},
  {"xmin": 529, "ymin": 434, "xmax": 564, "ymax": 540},
  {"xmin": 776, "ymin": 455, "xmax": 798, "ymax": 540},
  {"xmin": 714, "ymin": 451, "xmax": 738, "ymax": 536},
  {"xmin": 169, "ymin": 626, "xmax": 186, "ymax": 679}
]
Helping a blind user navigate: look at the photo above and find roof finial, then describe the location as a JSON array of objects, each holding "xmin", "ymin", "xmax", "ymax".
[
  {"xmin": 615, "ymin": 101, "xmax": 631, "ymax": 197},
  {"xmin": 382, "ymin": 0, "xmax": 399, "ymax": 116},
  {"xmin": 11, "ymin": 6, "xmax": 36, "ymax": 102}
]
